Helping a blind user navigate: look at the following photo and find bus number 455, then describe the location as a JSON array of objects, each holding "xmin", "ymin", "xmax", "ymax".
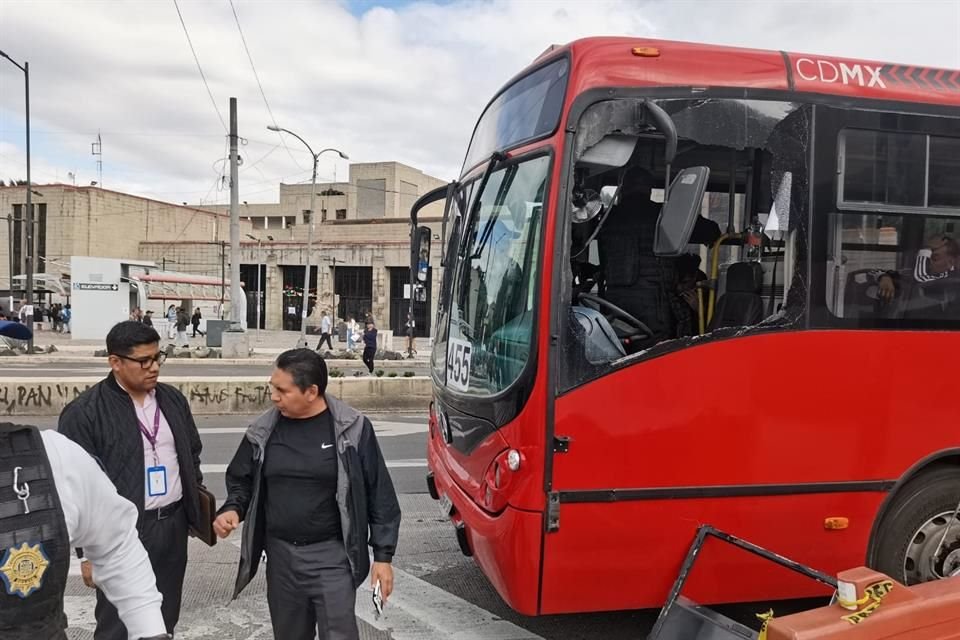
[{"xmin": 447, "ymin": 339, "xmax": 472, "ymax": 391}]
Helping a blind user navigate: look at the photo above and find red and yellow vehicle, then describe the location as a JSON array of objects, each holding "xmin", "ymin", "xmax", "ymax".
[{"xmin": 408, "ymin": 37, "xmax": 960, "ymax": 616}]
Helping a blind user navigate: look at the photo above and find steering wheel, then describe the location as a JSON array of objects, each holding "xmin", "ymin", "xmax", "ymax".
[{"xmin": 577, "ymin": 292, "xmax": 653, "ymax": 338}]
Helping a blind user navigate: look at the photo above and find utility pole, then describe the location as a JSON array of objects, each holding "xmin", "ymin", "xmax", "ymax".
[
  {"xmin": 23, "ymin": 60, "xmax": 32, "ymax": 352},
  {"xmin": 220, "ymin": 241, "xmax": 226, "ymax": 319},
  {"xmin": 229, "ymin": 98, "xmax": 242, "ymax": 326},
  {"xmin": 5, "ymin": 215, "xmax": 15, "ymax": 301}
]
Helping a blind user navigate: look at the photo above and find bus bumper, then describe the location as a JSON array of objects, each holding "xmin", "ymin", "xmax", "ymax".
[{"xmin": 426, "ymin": 463, "xmax": 542, "ymax": 615}]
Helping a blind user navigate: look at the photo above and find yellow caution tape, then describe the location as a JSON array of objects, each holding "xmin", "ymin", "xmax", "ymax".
[
  {"xmin": 757, "ymin": 609, "xmax": 774, "ymax": 640},
  {"xmin": 840, "ymin": 580, "xmax": 894, "ymax": 625}
]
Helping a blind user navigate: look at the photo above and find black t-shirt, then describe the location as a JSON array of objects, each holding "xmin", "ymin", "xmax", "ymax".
[{"xmin": 263, "ymin": 410, "xmax": 342, "ymax": 543}]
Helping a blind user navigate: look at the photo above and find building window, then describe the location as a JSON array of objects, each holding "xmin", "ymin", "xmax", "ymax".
[
  {"xmin": 336, "ymin": 209, "xmax": 347, "ymax": 220},
  {"xmin": 321, "ymin": 208, "xmax": 327, "ymax": 222},
  {"xmin": 286, "ymin": 215, "xmax": 298, "ymax": 228},
  {"xmin": 267, "ymin": 217, "xmax": 284, "ymax": 230}
]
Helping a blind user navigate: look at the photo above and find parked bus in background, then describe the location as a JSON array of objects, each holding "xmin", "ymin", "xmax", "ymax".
[{"xmin": 408, "ymin": 38, "xmax": 960, "ymax": 615}]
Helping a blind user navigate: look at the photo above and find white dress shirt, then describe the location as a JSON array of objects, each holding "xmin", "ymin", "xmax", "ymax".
[{"xmin": 40, "ymin": 430, "xmax": 166, "ymax": 639}]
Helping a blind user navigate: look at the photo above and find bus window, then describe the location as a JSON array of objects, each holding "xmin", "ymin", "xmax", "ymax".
[
  {"xmin": 828, "ymin": 128, "xmax": 960, "ymax": 324},
  {"xmin": 559, "ymin": 99, "xmax": 810, "ymax": 391},
  {"xmin": 826, "ymin": 213, "xmax": 960, "ymax": 323},
  {"xmin": 442, "ymin": 154, "xmax": 549, "ymax": 396}
]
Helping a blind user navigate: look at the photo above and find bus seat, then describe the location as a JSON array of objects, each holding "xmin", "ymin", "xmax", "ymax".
[{"xmin": 709, "ymin": 262, "xmax": 764, "ymax": 330}]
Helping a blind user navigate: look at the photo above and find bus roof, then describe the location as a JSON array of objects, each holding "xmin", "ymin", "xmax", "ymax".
[{"xmin": 537, "ymin": 37, "xmax": 960, "ymax": 108}]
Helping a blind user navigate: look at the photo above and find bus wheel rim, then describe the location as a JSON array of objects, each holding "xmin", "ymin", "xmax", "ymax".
[{"xmin": 903, "ymin": 510, "xmax": 960, "ymax": 584}]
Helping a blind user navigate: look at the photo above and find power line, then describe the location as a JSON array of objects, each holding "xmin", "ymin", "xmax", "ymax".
[
  {"xmin": 228, "ymin": 0, "xmax": 307, "ymax": 172},
  {"xmin": 172, "ymin": 0, "xmax": 228, "ymax": 132}
]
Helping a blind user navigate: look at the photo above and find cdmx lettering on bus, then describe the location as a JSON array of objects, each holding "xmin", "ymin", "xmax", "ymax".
[{"xmin": 795, "ymin": 58, "xmax": 887, "ymax": 88}]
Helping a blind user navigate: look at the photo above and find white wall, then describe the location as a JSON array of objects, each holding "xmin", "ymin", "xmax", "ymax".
[{"xmin": 70, "ymin": 256, "xmax": 130, "ymax": 341}]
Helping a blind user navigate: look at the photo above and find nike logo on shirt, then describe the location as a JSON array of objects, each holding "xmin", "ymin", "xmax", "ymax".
[{"xmin": 321, "ymin": 443, "xmax": 334, "ymax": 449}]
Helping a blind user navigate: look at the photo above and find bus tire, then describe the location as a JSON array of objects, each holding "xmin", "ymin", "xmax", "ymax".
[{"xmin": 872, "ymin": 466, "xmax": 960, "ymax": 585}]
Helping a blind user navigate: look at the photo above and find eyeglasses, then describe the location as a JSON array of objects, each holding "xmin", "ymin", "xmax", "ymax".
[{"xmin": 115, "ymin": 352, "xmax": 167, "ymax": 369}]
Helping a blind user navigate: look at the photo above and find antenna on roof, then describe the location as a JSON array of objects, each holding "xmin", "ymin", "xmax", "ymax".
[{"xmin": 91, "ymin": 131, "xmax": 102, "ymax": 188}]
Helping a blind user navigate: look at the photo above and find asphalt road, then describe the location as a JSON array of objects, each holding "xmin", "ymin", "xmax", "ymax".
[
  {"xmin": 1, "ymin": 361, "xmax": 431, "ymax": 378},
  {"xmin": 29, "ymin": 411, "xmax": 819, "ymax": 639}
]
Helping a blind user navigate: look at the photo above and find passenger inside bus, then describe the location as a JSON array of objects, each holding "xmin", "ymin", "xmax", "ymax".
[{"xmin": 870, "ymin": 236, "xmax": 960, "ymax": 319}]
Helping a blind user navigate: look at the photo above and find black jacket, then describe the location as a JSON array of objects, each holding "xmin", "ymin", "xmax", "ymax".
[
  {"xmin": 58, "ymin": 374, "xmax": 204, "ymax": 528},
  {"xmin": 219, "ymin": 395, "xmax": 400, "ymax": 597}
]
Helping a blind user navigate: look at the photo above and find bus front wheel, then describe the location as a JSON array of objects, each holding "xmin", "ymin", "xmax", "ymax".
[{"xmin": 872, "ymin": 466, "xmax": 960, "ymax": 585}]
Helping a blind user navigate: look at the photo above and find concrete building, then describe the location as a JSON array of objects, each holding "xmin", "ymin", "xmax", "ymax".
[
  {"xmin": 1, "ymin": 160, "xmax": 448, "ymax": 337},
  {"xmin": 0, "ymin": 184, "xmax": 244, "ymax": 314},
  {"xmin": 176, "ymin": 161, "xmax": 448, "ymax": 334}
]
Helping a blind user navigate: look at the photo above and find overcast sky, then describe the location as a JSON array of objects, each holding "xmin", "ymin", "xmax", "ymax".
[{"xmin": 0, "ymin": 0, "xmax": 957, "ymax": 205}]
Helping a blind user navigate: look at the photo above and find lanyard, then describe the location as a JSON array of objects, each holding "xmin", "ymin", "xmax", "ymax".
[{"xmin": 137, "ymin": 405, "xmax": 161, "ymax": 465}]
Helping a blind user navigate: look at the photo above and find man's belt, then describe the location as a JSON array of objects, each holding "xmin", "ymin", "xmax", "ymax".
[{"xmin": 144, "ymin": 501, "xmax": 182, "ymax": 521}]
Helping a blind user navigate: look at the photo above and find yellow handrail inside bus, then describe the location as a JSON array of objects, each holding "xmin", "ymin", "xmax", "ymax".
[
  {"xmin": 697, "ymin": 287, "xmax": 705, "ymax": 335},
  {"xmin": 707, "ymin": 233, "xmax": 740, "ymax": 326}
]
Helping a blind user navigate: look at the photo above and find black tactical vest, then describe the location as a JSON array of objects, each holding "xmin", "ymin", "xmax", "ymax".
[{"xmin": 0, "ymin": 423, "xmax": 70, "ymax": 640}]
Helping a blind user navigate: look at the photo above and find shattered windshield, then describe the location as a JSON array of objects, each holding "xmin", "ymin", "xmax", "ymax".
[{"xmin": 559, "ymin": 97, "xmax": 811, "ymax": 391}]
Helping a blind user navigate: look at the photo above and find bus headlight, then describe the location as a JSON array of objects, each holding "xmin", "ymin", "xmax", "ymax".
[{"xmin": 507, "ymin": 449, "xmax": 521, "ymax": 471}]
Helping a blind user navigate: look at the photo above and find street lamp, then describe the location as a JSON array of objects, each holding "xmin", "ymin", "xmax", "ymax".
[
  {"xmin": 0, "ymin": 49, "xmax": 32, "ymax": 351},
  {"xmin": 266, "ymin": 124, "xmax": 348, "ymax": 348}
]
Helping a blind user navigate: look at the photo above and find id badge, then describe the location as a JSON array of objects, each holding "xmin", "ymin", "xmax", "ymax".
[{"xmin": 147, "ymin": 466, "xmax": 168, "ymax": 497}]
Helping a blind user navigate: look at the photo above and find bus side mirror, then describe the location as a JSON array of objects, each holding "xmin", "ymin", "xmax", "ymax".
[
  {"xmin": 415, "ymin": 226, "xmax": 432, "ymax": 282},
  {"xmin": 654, "ymin": 166, "xmax": 710, "ymax": 257}
]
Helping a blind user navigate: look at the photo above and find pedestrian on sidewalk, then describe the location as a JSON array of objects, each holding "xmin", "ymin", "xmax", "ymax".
[
  {"xmin": 405, "ymin": 313, "xmax": 416, "ymax": 358},
  {"xmin": 213, "ymin": 349, "xmax": 400, "ymax": 640},
  {"xmin": 143, "ymin": 310, "xmax": 154, "ymax": 327},
  {"xmin": 176, "ymin": 308, "xmax": 190, "ymax": 347},
  {"xmin": 191, "ymin": 308, "xmax": 205, "ymax": 337},
  {"xmin": 345, "ymin": 316, "xmax": 357, "ymax": 351},
  {"xmin": 362, "ymin": 320, "xmax": 377, "ymax": 374},
  {"xmin": 18, "ymin": 299, "xmax": 33, "ymax": 329},
  {"xmin": 315, "ymin": 310, "xmax": 333, "ymax": 352},
  {"xmin": 60, "ymin": 304, "xmax": 71, "ymax": 334},
  {"xmin": 58, "ymin": 320, "xmax": 206, "ymax": 640},
  {"xmin": 166, "ymin": 305, "xmax": 177, "ymax": 339}
]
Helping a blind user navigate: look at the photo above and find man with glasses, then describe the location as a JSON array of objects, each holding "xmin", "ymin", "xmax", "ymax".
[{"xmin": 58, "ymin": 321, "xmax": 205, "ymax": 640}]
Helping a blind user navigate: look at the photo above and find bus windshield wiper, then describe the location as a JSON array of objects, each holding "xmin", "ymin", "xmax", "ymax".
[{"xmin": 459, "ymin": 151, "xmax": 505, "ymax": 259}]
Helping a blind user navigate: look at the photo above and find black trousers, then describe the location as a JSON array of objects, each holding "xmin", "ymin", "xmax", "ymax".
[
  {"xmin": 265, "ymin": 537, "xmax": 359, "ymax": 640},
  {"xmin": 316, "ymin": 332, "xmax": 333, "ymax": 350},
  {"xmin": 362, "ymin": 346, "xmax": 375, "ymax": 373},
  {"xmin": 94, "ymin": 503, "xmax": 188, "ymax": 640}
]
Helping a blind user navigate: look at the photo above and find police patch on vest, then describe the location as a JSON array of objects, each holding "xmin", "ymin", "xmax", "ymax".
[{"xmin": 0, "ymin": 542, "xmax": 50, "ymax": 598}]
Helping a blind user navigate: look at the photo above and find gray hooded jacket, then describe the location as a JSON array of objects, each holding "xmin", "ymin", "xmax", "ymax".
[{"xmin": 219, "ymin": 395, "xmax": 401, "ymax": 598}]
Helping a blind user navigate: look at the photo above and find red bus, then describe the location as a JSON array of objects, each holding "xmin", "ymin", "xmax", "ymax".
[{"xmin": 409, "ymin": 37, "xmax": 960, "ymax": 616}]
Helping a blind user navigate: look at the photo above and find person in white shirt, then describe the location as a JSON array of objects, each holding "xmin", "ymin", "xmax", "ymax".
[{"xmin": 315, "ymin": 311, "xmax": 334, "ymax": 351}]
